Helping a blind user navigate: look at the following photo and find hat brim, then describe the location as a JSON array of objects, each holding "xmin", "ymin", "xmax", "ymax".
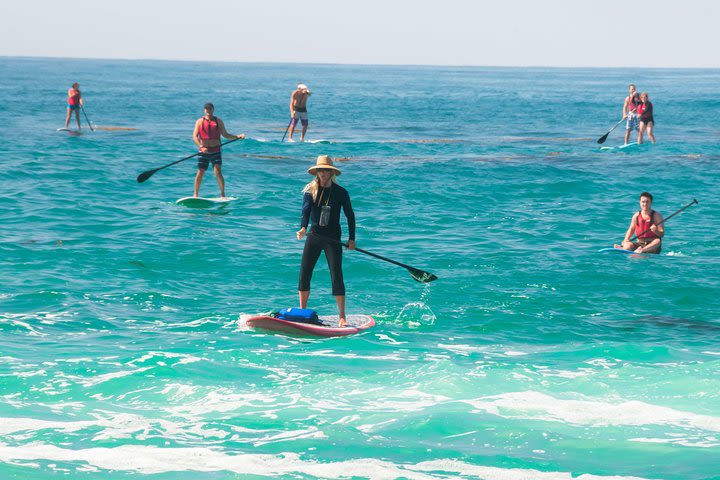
[{"xmin": 308, "ymin": 166, "xmax": 341, "ymax": 176}]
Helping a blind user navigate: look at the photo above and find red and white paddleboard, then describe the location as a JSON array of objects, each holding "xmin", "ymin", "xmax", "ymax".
[{"xmin": 245, "ymin": 314, "xmax": 375, "ymax": 337}]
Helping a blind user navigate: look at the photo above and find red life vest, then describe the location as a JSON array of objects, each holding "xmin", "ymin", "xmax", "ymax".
[
  {"xmin": 637, "ymin": 102, "xmax": 653, "ymax": 121},
  {"xmin": 198, "ymin": 116, "xmax": 221, "ymax": 153},
  {"xmin": 628, "ymin": 94, "xmax": 640, "ymax": 113},
  {"xmin": 635, "ymin": 210, "xmax": 658, "ymax": 239},
  {"xmin": 68, "ymin": 89, "xmax": 80, "ymax": 106}
]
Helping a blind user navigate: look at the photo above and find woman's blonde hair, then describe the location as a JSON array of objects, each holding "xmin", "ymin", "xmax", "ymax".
[{"xmin": 303, "ymin": 175, "xmax": 338, "ymax": 201}]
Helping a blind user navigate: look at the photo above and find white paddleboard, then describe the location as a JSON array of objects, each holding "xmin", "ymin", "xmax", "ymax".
[
  {"xmin": 598, "ymin": 247, "xmax": 636, "ymax": 254},
  {"xmin": 600, "ymin": 142, "xmax": 644, "ymax": 152},
  {"xmin": 285, "ymin": 139, "xmax": 332, "ymax": 144},
  {"xmin": 57, "ymin": 127, "xmax": 81, "ymax": 133},
  {"xmin": 176, "ymin": 196, "xmax": 237, "ymax": 208}
]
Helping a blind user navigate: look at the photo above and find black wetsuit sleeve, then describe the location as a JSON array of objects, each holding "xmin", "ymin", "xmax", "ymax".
[
  {"xmin": 300, "ymin": 192, "xmax": 312, "ymax": 228},
  {"xmin": 342, "ymin": 191, "xmax": 356, "ymax": 240}
]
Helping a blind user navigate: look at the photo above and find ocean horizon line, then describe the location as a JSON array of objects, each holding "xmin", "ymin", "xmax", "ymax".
[{"xmin": 2, "ymin": 54, "xmax": 719, "ymax": 71}]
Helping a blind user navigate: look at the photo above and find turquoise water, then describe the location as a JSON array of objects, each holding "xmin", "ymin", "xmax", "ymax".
[{"xmin": 1, "ymin": 57, "xmax": 719, "ymax": 479}]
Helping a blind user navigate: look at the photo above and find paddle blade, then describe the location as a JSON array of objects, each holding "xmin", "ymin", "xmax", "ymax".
[
  {"xmin": 136, "ymin": 169, "xmax": 157, "ymax": 183},
  {"xmin": 597, "ymin": 132, "xmax": 609, "ymax": 144},
  {"xmin": 409, "ymin": 268, "xmax": 438, "ymax": 283}
]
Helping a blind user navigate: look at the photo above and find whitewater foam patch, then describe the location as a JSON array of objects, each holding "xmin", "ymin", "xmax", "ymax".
[
  {"xmin": 462, "ymin": 391, "xmax": 720, "ymax": 432},
  {"xmin": 0, "ymin": 443, "xmax": 654, "ymax": 479},
  {"xmin": 126, "ymin": 351, "xmax": 204, "ymax": 367},
  {"xmin": 630, "ymin": 436, "xmax": 720, "ymax": 448}
]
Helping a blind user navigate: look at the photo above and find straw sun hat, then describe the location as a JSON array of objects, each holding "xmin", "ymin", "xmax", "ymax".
[{"xmin": 308, "ymin": 155, "xmax": 341, "ymax": 176}]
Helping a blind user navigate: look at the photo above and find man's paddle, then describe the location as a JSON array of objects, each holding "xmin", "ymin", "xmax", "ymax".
[
  {"xmin": 281, "ymin": 118, "xmax": 293, "ymax": 142},
  {"xmin": 81, "ymin": 105, "xmax": 95, "ymax": 132},
  {"xmin": 630, "ymin": 198, "xmax": 698, "ymax": 242},
  {"xmin": 312, "ymin": 233, "xmax": 438, "ymax": 283},
  {"xmin": 136, "ymin": 137, "xmax": 242, "ymax": 183},
  {"xmin": 597, "ymin": 117, "xmax": 625, "ymax": 144}
]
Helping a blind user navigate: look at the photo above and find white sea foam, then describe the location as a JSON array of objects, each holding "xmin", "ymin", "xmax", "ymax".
[
  {"xmin": 412, "ymin": 459, "xmax": 654, "ymax": 479},
  {"xmin": 76, "ymin": 366, "xmax": 153, "ymax": 387},
  {"xmin": 375, "ymin": 334, "xmax": 406, "ymax": 345},
  {"xmin": 504, "ymin": 350, "xmax": 528, "ymax": 356},
  {"xmin": 0, "ymin": 412, "xmax": 282, "ymax": 444},
  {"xmin": 0, "ymin": 444, "xmax": 654, "ymax": 479},
  {"xmin": 462, "ymin": 391, "xmax": 720, "ymax": 432},
  {"xmin": 126, "ymin": 351, "xmax": 203, "ymax": 366},
  {"xmin": 0, "ymin": 314, "xmax": 45, "ymax": 336},
  {"xmin": 436, "ymin": 343, "xmax": 488, "ymax": 355},
  {"xmin": 289, "ymin": 350, "xmax": 407, "ymax": 361},
  {"xmin": 0, "ymin": 417, "xmax": 95, "ymax": 435},
  {"xmin": 360, "ymin": 389, "xmax": 451, "ymax": 414},
  {"xmin": 15, "ymin": 369, "xmax": 47, "ymax": 378},
  {"xmin": 630, "ymin": 436, "xmax": 720, "ymax": 448},
  {"xmin": 161, "ymin": 388, "xmax": 295, "ymax": 417}
]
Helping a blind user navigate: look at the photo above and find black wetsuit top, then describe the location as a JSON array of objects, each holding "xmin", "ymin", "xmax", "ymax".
[{"xmin": 300, "ymin": 183, "xmax": 356, "ymax": 241}]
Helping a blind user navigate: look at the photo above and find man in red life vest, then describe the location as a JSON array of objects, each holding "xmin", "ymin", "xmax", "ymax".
[
  {"xmin": 622, "ymin": 84, "xmax": 640, "ymax": 145},
  {"xmin": 65, "ymin": 82, "xmax": 83, "ymax": 129},
  {"xmin": 192, "ymin": 103, "xmax": 244, "ymax": 198},
  {"xmin": 615, "ymin": 192, "xmax": 665, "ymax": 254}
]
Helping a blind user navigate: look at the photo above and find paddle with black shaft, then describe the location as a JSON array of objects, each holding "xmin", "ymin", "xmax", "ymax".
[
  {"xmin": 280, "ymin": 118, "xmax": 293, "ymax": 142},
  {"xmin": 629, "ymin": 198, "xmax": 698, "ymax": 242},
  {"xmin": 136, "ymin": 137, "xmax": 242, "ymax": 183},
  {"xmin": 312, "ymin": 233, "xmax": 438, "ymax": 283},
  {"xmin": 80, "ymin": 105, "xmax": 95, "ymax": 131}
]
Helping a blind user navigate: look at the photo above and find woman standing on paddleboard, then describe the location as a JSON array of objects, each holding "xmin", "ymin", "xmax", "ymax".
[
  {"xmin": 296, "ymin": 156, "xmax": 356, "ymax": 326},
  {"xmin": 637, "ymin": 92, "xmax": 656, "ymax": 144}
]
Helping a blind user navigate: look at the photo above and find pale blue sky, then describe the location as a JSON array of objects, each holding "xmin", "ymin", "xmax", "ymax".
[{"xmin": 2, "ymin": 0, "xmax": 718, "ymax": 67}]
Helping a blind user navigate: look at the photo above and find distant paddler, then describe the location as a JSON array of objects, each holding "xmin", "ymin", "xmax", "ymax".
[
  {"xmin": 288, "ymin": 83, "xmax": 311, "ymax": 142},
  {"xmin": 614, "ymin": 192, "xmax": 664, "ymax": 254},
  {"xmin": 192, "ymin": 102, "xmax": 244, "ymax": 198},
  {"xmin": 64, "ymin": 82, "xmax": 83, "ymax": 130},
  {"xmin": 622, "ymin": 84, "xmax": 641, "ymax": 145}
]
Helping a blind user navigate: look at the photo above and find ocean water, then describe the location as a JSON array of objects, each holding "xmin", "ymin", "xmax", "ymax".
[{"xmin": 1, "ymin": 57, "xmax": 719, "ymax": 480}]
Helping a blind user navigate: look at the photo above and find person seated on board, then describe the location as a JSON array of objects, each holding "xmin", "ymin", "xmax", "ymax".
[
  {"xmin": 637, "ymin": 92, "xmax": 656, "ymax": 144},
  {"xmin": 192, "ymin": 103, "xmax": 244, "ymax": 198},
  {"xmin": 296, "ymin": 155, "xmax": 356, "ymax": 326},
  {"xmin": 64, "ymin": 82, "xmax": 83, "ymax": 129},
  {"xmin": 622, "ymin": 84, "xmax": 641, "ymax": 145},
  {"xmin": 288, "ymin": 83, "xmax": 311, "ymax": 142},
  {"xmin": 615, "ymin": 192, "xmax": 664, "ymax": 254}
]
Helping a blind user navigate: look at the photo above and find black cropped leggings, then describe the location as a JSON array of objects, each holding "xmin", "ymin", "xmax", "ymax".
[{"xmin": 298, "ymin": 233, "xmax": 345, "ymax": 296}]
